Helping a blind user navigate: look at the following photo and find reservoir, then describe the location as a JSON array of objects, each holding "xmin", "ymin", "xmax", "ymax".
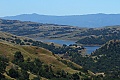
[
  {"xmin": 84, "ymin": 46, "xmax": 100, "ymax": 54},
  {"xmin": 38, "ymin": 39, "xmax": 100, "ymax": 54},
  {"xmin": 44, "ymin": 39, "xmax": 75, "ymax": 46}
]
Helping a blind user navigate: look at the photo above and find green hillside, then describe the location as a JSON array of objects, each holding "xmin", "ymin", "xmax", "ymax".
[
  {"xmin": 91, "ymin": 40, "xmax": 120, "ymax": 72},
  {"xmin": 66, "ymin": 40, "xmax": 120, "ymax": 80}
]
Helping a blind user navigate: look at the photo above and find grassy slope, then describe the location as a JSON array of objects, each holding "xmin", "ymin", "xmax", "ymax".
[
  {"xmin": 0, "ymin": 42, "xmax": 80, "ymax": 73},
  {"xmin": 0, "ymin": 31, "xmax": 82, "ymax": 73},
  {"xmin": 0, "ymin": 31, "xmax": 96, "ymax": 79},
  {"xmin": 0, "ymin": 41, "xmax": 85, "ymax": 80}
]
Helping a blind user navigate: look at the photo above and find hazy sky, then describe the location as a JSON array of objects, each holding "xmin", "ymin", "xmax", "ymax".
[{"xmin": 0, "ymin": 0, "xmax": 120, "ymax": 17}]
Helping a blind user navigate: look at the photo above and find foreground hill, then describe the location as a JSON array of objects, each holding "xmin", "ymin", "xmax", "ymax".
[
  {"xmin": 0, "ymin": 42, "xmax": 80, "ymax": 79},
  {"xmin": 2, "ymin": 13, "xmax": 120, "ymax": 27},
  {"xmin": 0, "ymin": 32, "xmax": 99, "ymax": 80}
]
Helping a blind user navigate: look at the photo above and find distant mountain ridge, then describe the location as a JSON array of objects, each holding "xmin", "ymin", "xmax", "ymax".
[{"xmin": 2, "ymin": 13, "xmax": 120, "ymax": 27}]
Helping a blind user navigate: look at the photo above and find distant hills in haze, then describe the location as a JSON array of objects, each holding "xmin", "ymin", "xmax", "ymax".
[{"xmin": 2, "ymin": 13, "xmax": 120, "ymax": 27}]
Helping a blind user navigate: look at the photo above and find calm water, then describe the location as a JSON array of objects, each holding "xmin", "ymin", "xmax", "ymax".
[
  {"xmin": 44, "ymin": 39, "xmax": 75, "ymax": 46},
  {"xmin": 84, "ymin": 46, "xmax": 100, "ymax": 54},
  {"xmin": 36, "ymin": 39, "xmax": 100, "ymax": 54}
]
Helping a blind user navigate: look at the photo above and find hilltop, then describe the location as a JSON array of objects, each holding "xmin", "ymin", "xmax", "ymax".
[{"xmin": 2, "ymin": 13, "xmax": 120, "ymax": 27}]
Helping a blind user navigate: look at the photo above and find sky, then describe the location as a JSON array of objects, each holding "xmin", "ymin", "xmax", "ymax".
[{"xmin": 0, "ymin": 0, "xmax": 120, "ymax": 17}]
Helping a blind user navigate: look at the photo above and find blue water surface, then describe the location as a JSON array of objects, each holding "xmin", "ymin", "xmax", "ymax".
[{"xmin": 35, "ymin": 39, "xmax": 100, "ymax": 54}]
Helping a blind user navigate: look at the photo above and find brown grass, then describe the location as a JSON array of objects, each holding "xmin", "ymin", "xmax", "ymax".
[{"xmin": 0, "ymin": 42, "xmax": 80, "ymax": 75}]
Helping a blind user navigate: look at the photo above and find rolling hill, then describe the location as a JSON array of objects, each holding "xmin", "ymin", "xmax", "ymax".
[
  {"xmin": 0, "ymin": 31, "xmax": 99, "ymax": 80},
  {"xmin": 0, "ymin": 18, "xmax": 120, "ymax": 46},
  {"xmin": 2, "ymin": 13, "xmax": 120, "ymax": 27},
  {"xmin": 0, "ymin": 19, "xmax": 120, "ymax": 79},
  {"xmin": 76, "ymin": 26, "xmax": 120, "ymax": 45},
  {"xmin": 0, "ymin": 18, "xmax": 87, "ymax": 41}
]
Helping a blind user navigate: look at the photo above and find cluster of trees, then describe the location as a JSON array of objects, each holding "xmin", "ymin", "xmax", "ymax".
[
  {"xmin": 0, "ymin": 37, "xmax": 26, "ymax": 45},
  {"xmin": 68, "ymin": 40, "xmax": 120, "ymax": 80},
  {"xmin": 8, "ymin": 68, "xmax": 29, "ymax": 80},
  {"xmin": 90, "ymin": 40, "xmax": 120, "ymax": 79},
  {"xmin": 10, "ymin": 51, "xmax": 83, "ymax": 80},
  {"xmin": 0, "ymin": 51, "xmax": 102, "ymax": 80},
  {"xmin": 0, "ymin": 56, "xmax": 8, "ymax": 80},
  {"xmin": 1, "ymin": 48, "xmax": 118, "ymax": 80},
  {"xmin": 11, "ymin": 51, "xmax": 52, "ymax": 79}
]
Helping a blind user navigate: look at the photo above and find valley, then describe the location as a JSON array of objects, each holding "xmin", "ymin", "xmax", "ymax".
[
  {"xmin": 1, "ymin": 0, "xmax": 120, "ymax": 80},
  {"xmin": 0, "ymin": 31, "xmax": 103, "ymax": 80},
  {"xmin": 0, "ymin": 18, "xmax": 120, "ymax": 80}
]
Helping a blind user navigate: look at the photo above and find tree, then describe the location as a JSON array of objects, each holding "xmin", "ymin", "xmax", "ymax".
[
  {"xmin": 72, "ymin": 73, "xmax": 80, "ymax": 80},
  {"xmin": 8, "ymin": 68, "xmax": 19, "ymax": 78},
  {"xmin": 0, "ymin": 56, "xmax": 8, "ymax": 79},
  {"xmin": 63, "ymin": 44, "xmax": 67, "ymax": 48},
  {"xmin": 19, "ymin": 70, "xmax": 29, "ymax": 80},
  {"xmin": 15, "ymin": 39, "xmax": 21, "ymax": 44},
  {"xmin": 13, "ymin": 51, "xmax": 24, "ymax": 64}
]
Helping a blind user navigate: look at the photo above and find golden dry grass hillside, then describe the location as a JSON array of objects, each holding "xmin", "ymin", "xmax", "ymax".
[{"xmin": 0, "ymin": 42, "xmax": 81, "ymax": 74}]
